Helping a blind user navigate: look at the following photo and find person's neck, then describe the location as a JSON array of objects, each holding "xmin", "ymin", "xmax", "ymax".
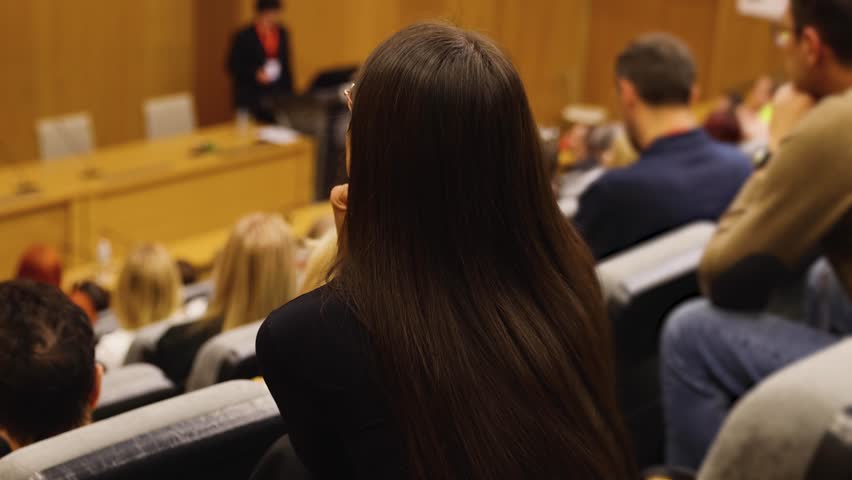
[
  {"xmin": 636, "ymin": 106, "xmax": 697, "ymax": 150},
  {"xmin": 256, "ymin": 18, "xmax": 275, "ymax": 30},
  {"xmin": 821, "ymin": 67, "xmax": 852, "ymax": 98}
]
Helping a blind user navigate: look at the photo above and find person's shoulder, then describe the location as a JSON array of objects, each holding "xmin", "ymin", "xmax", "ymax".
[
  {"xmin": 706, "ymin": 140, "xmax": 751, "ymax": 167},
  {"xmin": 779, "ymin": 90, "xmax": 852, "ymax": 163},
  {"xmin": 234, "ymin": 25, "xmax": 257, "ymax": 41},
  {"xmin": 810, "ymin": 88, "xmax": 852, "ymax": 122},
  {"xmin": 258, "ymin": 286, "xmax": 354, "ymax": 356},
  {"xmin": 158, "ymin": 317, "xmax": 217, "ymax": 352},
  {"xmin": 790, "ymin": 89, "xmax": 852, "ymax": 145},
  {"xmin": 588, "ymin": 162, "xmax": 650, "ymax": 198}
]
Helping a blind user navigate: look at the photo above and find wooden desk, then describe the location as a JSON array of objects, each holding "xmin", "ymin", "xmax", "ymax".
[
  {"xmin": 0, "ymin": 124, "xmax": 315, "ymax": 279},
  {"xmin": 62, "ymin": 201, "xmax": 333, "ymax": 291}
]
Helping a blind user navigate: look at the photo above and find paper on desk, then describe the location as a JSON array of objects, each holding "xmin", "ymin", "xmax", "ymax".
[{"xmin": 257, "ymin": 126, "xmax": 300, "ymax": 145}]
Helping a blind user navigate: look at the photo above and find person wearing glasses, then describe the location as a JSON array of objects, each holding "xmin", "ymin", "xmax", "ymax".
[
  {"xmin": 660, "ymin": 0, "xmax": 852, "ymax": 470},
  {"xmin": 227, "ymin": 0, "xmax": 294, "ymax": 123},
  {"xmin": 256, "ymin": 22, "xmax": 637, "ymax": 479}
]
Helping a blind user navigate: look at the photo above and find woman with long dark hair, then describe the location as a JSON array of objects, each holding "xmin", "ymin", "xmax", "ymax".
[{"xmin": 256, "ymin": 22, "xmax": 636, "ymax": 479}]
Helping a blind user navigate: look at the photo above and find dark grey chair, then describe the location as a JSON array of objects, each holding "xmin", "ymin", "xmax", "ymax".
[
  {"xmin": 0, "ymin": 380, "xmax": 285, "ymax": 480},
  {"xmin": 185, "ymin": 320, "xmax": 262, "ymax": 392},
  {"xmin": 93, "ymin": 363, "xmax": 177, "ymax": 421},
  {"xmin": 597, "ymin": 222, "xmax": 716, "ymax": 467}
]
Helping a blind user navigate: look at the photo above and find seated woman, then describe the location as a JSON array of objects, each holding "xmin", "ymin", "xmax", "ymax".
[
  {"xmin": 15, "ymin": 244, "xmax": 97, "ymax": 322},
  {"xmin": 256, "ymin": 23, "xmax": 636, "ymax": 479},
  {"xmin": 153, "ymin": 213, "xmax": 296, "ymax": 386},
  {"xmin": 96, "ymin": 244, "xmax": 183, "ymax": 371}
]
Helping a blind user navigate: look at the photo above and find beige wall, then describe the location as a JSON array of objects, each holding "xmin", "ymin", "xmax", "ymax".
[
  {"xmin": 234, "ymin": 0, "xmax": 589, "ymax": 124},
  {"xmin": 0, "ymin": 0, "xmax": 194, "ymax": 165},
  {"xmin": 0, "ymin": 0, "xmax": 782, "ymax": 165}
]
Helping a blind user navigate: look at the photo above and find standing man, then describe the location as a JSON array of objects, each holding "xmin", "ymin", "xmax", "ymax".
[{"xmin": 227, "ymin": 0, "xmax": 294, "ymax": 123}]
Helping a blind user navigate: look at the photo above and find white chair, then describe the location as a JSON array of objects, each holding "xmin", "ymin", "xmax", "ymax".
[
  {"xmin": 36, "ymin": 112, "xmax": 95, "ymax": 161},
  {"xmin": 143, "ymin": 93, "xmax": 197, "ymax": 140}
]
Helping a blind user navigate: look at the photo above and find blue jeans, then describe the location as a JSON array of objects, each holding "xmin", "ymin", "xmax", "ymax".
[{"xmin": 660, "ymin": 260, "xmax": 852, "ymax": 469}]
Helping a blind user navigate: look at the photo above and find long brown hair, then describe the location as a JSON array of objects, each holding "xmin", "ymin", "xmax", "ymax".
[{"xmin": 335, "ymin": 23, "xmax": 635, "ymax": 479}]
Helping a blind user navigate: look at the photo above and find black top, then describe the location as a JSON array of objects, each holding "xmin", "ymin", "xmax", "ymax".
[
  {"xmin": 256, "ymin": 285, "xmax": 405, "ymax": 479},
  {"xmin": 573, "ymin": 129, "xmax": 752, "ymax": 260},
  {"xmin": 226, "ymin": 24, "xmax": 294, "ymax": 121},
  {"xmin": 150, "ymin": 316, "xmax": 223, "ymax": 387}
]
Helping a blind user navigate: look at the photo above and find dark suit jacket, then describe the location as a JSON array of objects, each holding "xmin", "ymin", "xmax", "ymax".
[
  {"xmin": 574, "ymin": 129, "xmax": 752, "ymax": 260},
  {"xmin": 227, "ymin": 24, "xmax": 294, "ymax": 118}
]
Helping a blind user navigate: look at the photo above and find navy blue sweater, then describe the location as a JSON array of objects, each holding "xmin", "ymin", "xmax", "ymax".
[{"xmin": 574, "ymin": 129, "xmax": 752, "ymax": 260}]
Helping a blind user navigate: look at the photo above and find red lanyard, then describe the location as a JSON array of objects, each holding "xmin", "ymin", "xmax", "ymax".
[{"xmin": 256, "ymin": 24, "xmax": 280, "ymax": 59}]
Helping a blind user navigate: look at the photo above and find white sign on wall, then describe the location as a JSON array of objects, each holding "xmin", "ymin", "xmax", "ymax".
[{"xmin": 737, "ymin": 0, "xmax": 788, "ymax": 20}]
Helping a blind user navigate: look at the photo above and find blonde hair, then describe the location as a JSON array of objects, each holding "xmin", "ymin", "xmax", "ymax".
[
  {"xmin": 205, "ymin": 213, "xmax": 297, "ymax": 331},
  {"xmin": 300, "ymin": 229, "xmax": 338, "ymax": 294},
  {"xmin": 114, "ymin": 244, "xmax": 182, "ymax": 331}
]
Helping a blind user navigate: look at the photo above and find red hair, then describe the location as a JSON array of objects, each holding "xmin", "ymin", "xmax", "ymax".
[{"xmin": 16, "ymin": 244, "xmax": 63, "ymax": 287}]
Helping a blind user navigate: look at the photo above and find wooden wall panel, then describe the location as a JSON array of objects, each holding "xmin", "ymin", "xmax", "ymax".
[
  {"xmin": 0, "ymin": 0, "xmax": 194, "ymax": 165},
  {"xmin": 583, "ymin": 0, "xmax": 782, "ymax": 117},
  {"xmin": 583, "ymin": 0, "xmax": 718, "ymax": 117},
  {"xmin": 3, "ymin": 0, "xmax": 784, "ymax": 164},
  {"xmin": 194, "ymin": 0, "xmax": 242, "ymax": 126},
  {"xmin": 709, "ymin": 0, "xmax": 783, "ymax": 94}
]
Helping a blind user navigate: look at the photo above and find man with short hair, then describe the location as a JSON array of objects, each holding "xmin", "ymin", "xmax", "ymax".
[
  {"xmin": 574, "ymin": 33, "xmax": 752, "ymax": 260},
  {"xmin": 661, "ymin": 0, "xmax": 852, "ymax": 469},
  {"xmin": 0, "ymin": 281, "xmax": 102, "ymax": 451}
]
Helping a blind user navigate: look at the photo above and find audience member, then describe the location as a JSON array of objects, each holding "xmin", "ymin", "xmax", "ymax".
[
  {"xmin": 96, "ymin": 244, "xmax": 184, "ymax": 371},
  {"xmin": 574, "ymin": 33, "xmax": 752, "ymax": 260},
  {"xmin": 0, "ymin": 281, "xmax": 102, "ymax": 451},
  {"xmin": 298, "ymin": 229, "xmax": 337, "ymax": 294},
  {"xmin": 15, "ymin": 244, "xmax": 99, "ymax": 323},
  {"xmin": 736, "ymin": 75, "xmax": 778, "ymax": 142},
  {"xmin": 153, "ymin": 213, "xmax": 296, "ymax": 386},
  {"xmin": 175, "ymin": 259, "xmax": 200, "ymax": 286},
  {"xmin": 15, "ymin": 244, "xmax": 62, "ymax": 287},
  {"xmin": 257, "ymin": 23, "xmax": 637, "ymax": 479},
  {"xmin": 703, "ymin": 108, "xmax": 744, "ymax": 144},
  {"xmin": 71, "ymin": 280, "xmax": 111, "ymax": 312},
  {"xmin": 661, "ymin": 0, "xmax": 852, "ymax": 469}
]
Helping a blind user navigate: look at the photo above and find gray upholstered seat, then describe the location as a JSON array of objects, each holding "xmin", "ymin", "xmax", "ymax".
[
  {"xmin": 93, "ymin": 363, "xmax": 177, "ymax": 421},
  {"xmin": 0, "ymin": 380, "xmax": 284, "ymax": 480},
  {"xmin": 596, "ymin": 221, "xmax": 716, "ymax": 467},
  {"xmin": 698, "ymin": 339, "xmax": 852, "ymax": 480},
  {"xmin": 186, "ymin": 320, "xmax": 262, "ymax": 392},
  {"xmin": 597, "ymin": 222, "xmax": 716, "ymax": 310}
]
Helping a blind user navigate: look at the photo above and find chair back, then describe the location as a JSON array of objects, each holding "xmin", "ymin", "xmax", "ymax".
[
  {"xmin": 597, "ymin": 222, "xmax": 715, "ymax": 467},
  {"xmin": 36, "ymin": 112, "xmax": 95, "ymax": 161},
  {"xmin": 143, "ymin": 93, "xmax": 197, "ymax": 140},
  {"xmin": 0, "ymin": 381, "xmax": 285, "ymax": 480},
  {"xmin": 186, "ymin": 320, "xmax": 262, "ymax": 392},
  {"xmin": 93, "ymin": 363, "xmax": 177, "ymax": 421}
]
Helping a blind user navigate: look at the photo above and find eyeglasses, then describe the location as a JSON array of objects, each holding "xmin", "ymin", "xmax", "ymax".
[{"xmin": 344, "ymin": 82, "xmax": 355, "ymax": 110}]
